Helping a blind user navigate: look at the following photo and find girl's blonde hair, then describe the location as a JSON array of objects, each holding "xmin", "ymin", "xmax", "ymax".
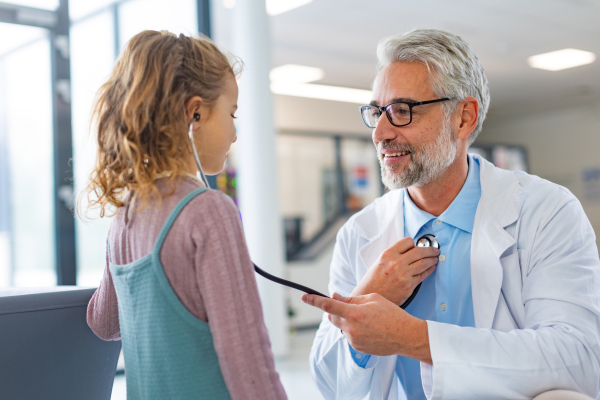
[{"xmin": 79, "ymin": 30, "xmax": 239, "ymax": 218}]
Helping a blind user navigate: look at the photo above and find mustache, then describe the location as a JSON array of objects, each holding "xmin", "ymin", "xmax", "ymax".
[{"xmin": 377, "ymin": 141, "xmax": 416, "ymax": 156}]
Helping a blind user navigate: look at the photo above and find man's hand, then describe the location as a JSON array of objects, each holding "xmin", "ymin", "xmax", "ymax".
[
  {"xmin": 303, "ymin": 292, "xmax": 432, "ymax": 364},
  {"xmin": 352, "ymin": 237, "xmax": 439, "ymax": 305}
]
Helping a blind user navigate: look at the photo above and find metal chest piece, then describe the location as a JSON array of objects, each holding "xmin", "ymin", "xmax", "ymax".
[
  {"xmin": 416, "ymin": 234, "xmax": 439, "ymax": 249},
  {"xmin": 401, "ymin": 234, "xmax": 440, "ymax": 310}
]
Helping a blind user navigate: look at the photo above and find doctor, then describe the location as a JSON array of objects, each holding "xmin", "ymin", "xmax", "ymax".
[{"xmin": 304, "ymin": 29, "xmax": 600, "ymax": 400}]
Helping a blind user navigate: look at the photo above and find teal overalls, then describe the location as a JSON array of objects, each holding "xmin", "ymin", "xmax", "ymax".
[{"xmin": 110, "ymin": 188, "xmax": 231, "ymax": 399}]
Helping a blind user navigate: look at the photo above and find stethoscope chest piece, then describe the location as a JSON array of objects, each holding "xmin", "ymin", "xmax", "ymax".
[
  {"xmin": 416, "ymin": 234, "xmax": 439, "ymax": 249},
  {"xmin": 401, "ymin": 234, "xmax": 439, "ymax": 310}
]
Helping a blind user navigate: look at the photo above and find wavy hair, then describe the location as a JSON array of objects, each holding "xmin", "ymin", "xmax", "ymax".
[
  {"xmin": 79, "ymin": 30, "xmax": 239, "ymax": 218},
  {"xmin": 377, "ymin": 29, "xmax": 490, "ymax": 145}
]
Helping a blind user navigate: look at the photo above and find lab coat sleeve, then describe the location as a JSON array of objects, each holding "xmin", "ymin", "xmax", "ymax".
[
  {"xmin": 310, "ymin": 224, "xmax": 380, "ymax": 400},
  {"xmin": 422, "ymin": 192, "xmax": 600, "ymax": 399}
]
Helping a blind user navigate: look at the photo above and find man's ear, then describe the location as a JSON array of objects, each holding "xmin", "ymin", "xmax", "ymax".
[
  {"xmin": 456, "ymin": 97, "xmax": 479, "ymax": 141},
  {"xmin": 186, "ymin": 96, "xmax": 203, "ymax": 124}
]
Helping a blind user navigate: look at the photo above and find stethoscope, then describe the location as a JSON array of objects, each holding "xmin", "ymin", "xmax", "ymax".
[
  {"xmin": 189, "ymin": 117, "xmax": 437, "ymax": 308},
  {"xmin": 188, "ymin": 116, "xmax": 330, "ymax": 298},
  {"xmin": 401, "ymin": 234, "xmax": 439, "ymax": 308}
]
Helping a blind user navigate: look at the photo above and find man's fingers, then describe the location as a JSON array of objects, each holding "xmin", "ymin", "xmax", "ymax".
[
  {"xmin": 302, "ymin": 293, "xmax": 353, "ymax": 316},
  {"xmin": 333, "ymin": 292, "xmax": 376, "ymax": 305},
  {"xmin": 405, "ymin": 246, "xmax": 440, "ymax": 265},
  {"xmin": 387, "ymin": 237, "xmax": 415, "ymax": 255},
  {"xmin": 417, "ymin": 264, "xmax": 436, "ymax": 281},
  {"xmin": 301, "ymin": 293, "xmax": 349, "ymax": 331},
  {"xmin": 327, "ymin": 313, "xmax": 344, "ymax": 330},
  {"xmin": 332, "ymin": 292, "xmax": 350, "ymax": 302},
  {"xmin": 409, "ymin": 255, "xmax": 439, "ymax": 275}
]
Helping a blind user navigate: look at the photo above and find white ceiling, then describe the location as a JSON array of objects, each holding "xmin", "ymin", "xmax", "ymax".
[{"xmin": 212, "ymin": 0, "xmax": 600, "ymax": 120}]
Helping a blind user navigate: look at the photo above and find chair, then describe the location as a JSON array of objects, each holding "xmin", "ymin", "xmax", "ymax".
[{"xmin": 0, "ymin": 287, "xmax": 121, "ymax": 400}]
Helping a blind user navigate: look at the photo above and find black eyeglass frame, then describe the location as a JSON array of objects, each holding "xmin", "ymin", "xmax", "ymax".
[{"xmin": 359, "ymin": 98, "xmax": 453, "ymax": 128}]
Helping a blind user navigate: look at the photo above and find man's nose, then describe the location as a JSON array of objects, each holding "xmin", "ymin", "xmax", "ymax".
[{"xmin": 372, "ymin": 112, "xmax": 398, "ymax": 144}]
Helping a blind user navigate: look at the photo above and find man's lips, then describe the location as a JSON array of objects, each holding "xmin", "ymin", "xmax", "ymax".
[{"xmin": 381, "ymin": 150, "xmax": 411, "ymax": 165}]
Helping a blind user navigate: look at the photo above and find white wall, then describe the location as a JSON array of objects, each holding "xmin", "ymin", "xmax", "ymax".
[
  {"xmin": 274, "ymin": 94, "xmax": 371, "ymax": 137},
  {"xmin": 287, "ymin": 241, "xmax": 335, "ymax": 328},
  {"xmin": 278, "ymin": 135, "xmax": 336, "ymax": 241},
  {"xmin": 478, "ymin": 101, "xmax": 600, "ymax": 246}
]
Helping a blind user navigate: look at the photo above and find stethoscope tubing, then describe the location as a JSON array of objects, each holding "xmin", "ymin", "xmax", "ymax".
[
  {"xmin": 253, "ymin": 263, "xmax": 329, "ymax": 298},
  {"xmin": 188, "ymin": 121, "xmax": 329, "ymax": 298},
  {"xmin": 401, "ymin": 283, "xmax": 421, "ymax": 309},
  {"xmin": 188, "ymin": 122, "xmax": 434, "ymax": 307},
  {"xmin": 189, "ymin": 120, "xmax": 210, "ymax": 186}
]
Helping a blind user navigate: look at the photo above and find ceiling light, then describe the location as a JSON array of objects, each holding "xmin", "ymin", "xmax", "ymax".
[
  {"xmin": 270, "ymin": 64, "xmax": 324, "ymax": 84},
  {"xmin": 222, "ymin": 0, "xmax": 236, "ymax": 9},
  {"xmin": 528, "ymin": 48, "xmax": 596, "ymax": 71},
  {"xmin": 266, "ymin": 0, "xmax": 313, "ymax": 16},
  {"xmin": 269, "ymin": 64, "xmax": 372, "ymax": 104},
  {"xmin": 271, "ymin": 82, "xmax": 372, "ymax": 104}
]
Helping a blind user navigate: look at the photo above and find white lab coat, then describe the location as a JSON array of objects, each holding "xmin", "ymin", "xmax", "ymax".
[{"xmin": 310, "ymin": 155, "xmax": 600, "ymax": 400}]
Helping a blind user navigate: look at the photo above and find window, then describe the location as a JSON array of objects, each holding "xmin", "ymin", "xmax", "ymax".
[
  {"xmin": 0, "ymin": 23, "xmax": 55, "ymax": 286},
  {"xmin": 70, "ymin": 10, "xmax": 115, "ymax": 286}
]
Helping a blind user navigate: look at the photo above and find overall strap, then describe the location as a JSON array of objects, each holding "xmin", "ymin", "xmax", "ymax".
[{"xmin": 152, "ymin": 188, "xmax": 208, "ymax": 258}]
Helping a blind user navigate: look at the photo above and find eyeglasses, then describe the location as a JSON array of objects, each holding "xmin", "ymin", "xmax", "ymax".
[{"xmin": 359, "ymin": 98, "xmax": 452, "ymax": 128}]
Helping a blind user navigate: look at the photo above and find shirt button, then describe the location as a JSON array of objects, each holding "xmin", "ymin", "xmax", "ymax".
[
  {"xmin": 436, "ymin": 220, "xmax": 442, "ymax": 225},
  {"xmin": 355, "ymin": 353, "xmax": 362, "ymax": 359},
  {"xmin": 440, "ymin": 303, "xmax": 447, "ymax": 311},
  {"xmin": 439, "ymin": 255, "xmax": 446, "ymax": 262}
]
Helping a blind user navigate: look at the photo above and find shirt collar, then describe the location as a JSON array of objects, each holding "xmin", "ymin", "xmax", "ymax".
[
  {"xmin": 403, "ymin": 154, "xmax": 481, "ymax": 236},
  {"xmin": 403, "ymin": 189, "xmax": 435, "ymax": 239},
  {"xmin": 438, "ymin": 155, "xmax": 481, "ymax": 233}
]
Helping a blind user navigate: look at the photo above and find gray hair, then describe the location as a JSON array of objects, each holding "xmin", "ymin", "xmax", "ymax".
[{"xmin": 376, "ymin": 29, "xmax": 490, "ymax": 144}]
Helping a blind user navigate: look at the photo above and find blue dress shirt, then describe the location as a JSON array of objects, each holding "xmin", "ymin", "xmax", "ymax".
[{"xmin": 349, "ymin": 155, "xmax": 481, "ymax": 400}]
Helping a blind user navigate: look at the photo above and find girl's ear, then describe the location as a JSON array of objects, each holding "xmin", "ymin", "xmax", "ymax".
[{"xmin": 186, "ymin": 96, "xmax": 203, "ymax": 123}]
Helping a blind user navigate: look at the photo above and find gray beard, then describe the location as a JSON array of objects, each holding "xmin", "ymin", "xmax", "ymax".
[{"xmin": 378, "ymin": 118, "xmax": 457, "ymax": 190}]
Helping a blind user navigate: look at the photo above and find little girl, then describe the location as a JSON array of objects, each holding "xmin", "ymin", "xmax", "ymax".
[{"xmin": 84, "ymin": 30, "xmax": 287, "ymax": 400}]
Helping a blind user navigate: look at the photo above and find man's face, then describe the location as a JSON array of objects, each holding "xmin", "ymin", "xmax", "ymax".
[{"xmin": 371, "ymin": 62, "xmax": 457, "ymax": 190}]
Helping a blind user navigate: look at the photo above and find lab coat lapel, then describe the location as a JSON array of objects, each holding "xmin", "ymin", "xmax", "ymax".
[
  {"xmin": 352, "ymin": 192, "xmax": 404, "ymax": 400},
  {"xmin": 471, "ymin": 156, "xmax": 525, "ymax": 328},
  {"xmin": 357, "ymin": 190, "xmax": 405, "ymax": 272}
]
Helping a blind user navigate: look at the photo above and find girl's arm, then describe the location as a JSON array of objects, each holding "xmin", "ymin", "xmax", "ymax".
[{"xmin": 191, "ymin": 191, "xmax": 287, "ymax": 400}]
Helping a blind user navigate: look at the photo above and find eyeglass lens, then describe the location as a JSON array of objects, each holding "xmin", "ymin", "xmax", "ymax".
[{"xmin": 361, "ymin": 103, "xmax": 411, "ymax": 128}]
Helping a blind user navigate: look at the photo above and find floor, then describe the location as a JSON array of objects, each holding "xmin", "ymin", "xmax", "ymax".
[{"xmin": 110, "ymin": 328, "xmax": 325, "ymax": 400}]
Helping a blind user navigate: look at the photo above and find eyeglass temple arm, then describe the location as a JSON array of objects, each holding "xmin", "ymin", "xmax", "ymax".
[{"xmin": 411, "ymin": 98, "xmax": 452, "ymax": 107}]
